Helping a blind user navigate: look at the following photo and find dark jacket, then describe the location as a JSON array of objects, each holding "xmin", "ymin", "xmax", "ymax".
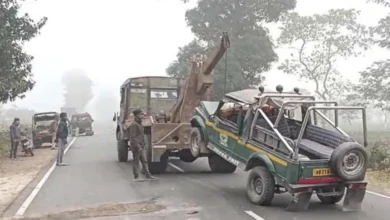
[
  {"xmin": 9, "ymin": 124, "xmax": 22, "ymax": 141},
  {"xmin": 56, "ymin": 119, "xmax": 68, "ymax": 139},
  {"xmin": 128, "ymin": 121, "xmax": 145, "ymax": 149}
]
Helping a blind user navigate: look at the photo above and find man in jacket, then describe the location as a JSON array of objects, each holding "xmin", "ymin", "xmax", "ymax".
[
  {"xmin": 128, "ymin": 109, "xmax": 157, "ymax": 181},
  {"xmin": 9, "ymin": 118, "xmax": 21, "ymax": 160},
  {"xmin": 56, "ymin": 112, "xmax": 69, "ymax": 166}
]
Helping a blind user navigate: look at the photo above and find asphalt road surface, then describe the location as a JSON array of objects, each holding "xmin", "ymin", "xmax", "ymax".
[{"xmin": 12, "ymin": 126, "xmax": 390, "ymax": 220}]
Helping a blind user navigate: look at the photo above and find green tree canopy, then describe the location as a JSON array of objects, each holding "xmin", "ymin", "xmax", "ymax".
[
  {"xmin": 167, "ymin": 0, "xmax": 296, "ymax": 98},
  {"xmin": 351, "ymin": 0, "xmax": 390, "ymax": 124},
  {"xmin": 355, "ymin": 1, "xmax": 390, "ymax": 107},
  {"xmin": 277, "ymin": 9, "xmax": 369, "ymax": 101},
  {"xmin": 0, "ymin": 0, "xmax": 47, "ymax": 103}
]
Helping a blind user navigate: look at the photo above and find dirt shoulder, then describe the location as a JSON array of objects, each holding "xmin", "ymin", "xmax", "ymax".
[
  {"xmin": 0, "ymin": 144, "xmax": 56, "ymax": 216},
  {"xmin": 367, "ymin": 171, "xmax": 390, "ymax": 196}
]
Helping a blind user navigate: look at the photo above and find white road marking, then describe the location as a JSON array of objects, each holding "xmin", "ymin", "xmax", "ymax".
[
  {"xmin": 245, "ymin": 210, "xmax": 265, "ymax": 220},
  {"xmin": 367, "ymin": 190, "xmax": 390, "ymax": 200},
  {"xmin": 168, "ymin": 162, "xmax": 185, "ymax": 173},
  {"xmin": 166, "ymin": 161, "xmax": 390, "ymax": 201},
  {"xmin": 14, "ymin": 137, "xmax": 77, "ymax": 217}
]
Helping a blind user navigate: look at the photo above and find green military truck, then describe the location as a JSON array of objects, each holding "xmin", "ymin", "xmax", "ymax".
[
  {"xmin": 32, "ymin": 112, "xmax": 59, "ymax": 148},
  {"xmin": 70, "ymin": 112, "xmax": 94, "ymax": 136},
  {"xmin": 113, "ymin": 76, "xmax": 189, "ymax": 173},
  {"xmin": 189, "ymin": 85, "xmax": 369, "ymax": 211},
  {"xmin": 114, "ymin": 32, "xmax": 230, "ymax": 174}
]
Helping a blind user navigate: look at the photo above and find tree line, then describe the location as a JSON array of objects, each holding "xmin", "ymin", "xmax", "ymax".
[{"xmin": 2, "ymin": 0, "xmax": 390, "ymax": 123}]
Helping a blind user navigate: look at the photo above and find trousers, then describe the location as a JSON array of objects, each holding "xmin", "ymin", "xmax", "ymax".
[
  {"xmin": 57, "ymin": 138, "xmax": 66, "ymax": 164},
  {"xmin": 10, "ymin": 140, "xmax": 19, "ymax": 158},
  {"xmin": 131, "ymin": 147, "xmax": 151, "ymax": 178},
  {"xmin": 51, "ymin": 133, "xmax": 56, "ymax": 149}
]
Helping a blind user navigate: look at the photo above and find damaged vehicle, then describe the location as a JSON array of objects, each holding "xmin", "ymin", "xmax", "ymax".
[
  {"xmin": 189, "ymin": 85, "xmax": 369, "ymax": 211},
  {"xmin": 70, "ymin": 112, "xmax": 94, "ymax": 136},
  {"xmin": 32, "ymin": 112, "xmax": 59, "ymax": 148}
]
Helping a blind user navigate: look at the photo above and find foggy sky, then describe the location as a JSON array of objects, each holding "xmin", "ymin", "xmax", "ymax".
[{"xmin": 6, "ymin": 0, "xmax": 390, "ymax": 113}]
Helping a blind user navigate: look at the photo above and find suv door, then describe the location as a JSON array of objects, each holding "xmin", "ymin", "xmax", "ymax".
[{"xmin": 211, "ymin": 101, "xmax": 242, "ymax": 152}]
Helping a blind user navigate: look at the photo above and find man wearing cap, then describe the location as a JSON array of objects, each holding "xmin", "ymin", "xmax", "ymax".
[
  {"xmin": 56, "ymin": 112, "xmax": 69, "ymax": 166},
  {"xmin": 9, "ymin": 118, "xmax": 21, "ymax": 160},
  {"xmin": 128, "ymin": 109, "xmax": 157, "ymax": 181}
]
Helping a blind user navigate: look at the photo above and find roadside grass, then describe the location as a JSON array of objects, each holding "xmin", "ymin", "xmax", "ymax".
[
  {"xmin": 0, "ymin": 133, "xmax": 9, "ymax": 158},
  {"xmin": 367, "ymin": 171, "xmax": 390, "ymax": 195}
]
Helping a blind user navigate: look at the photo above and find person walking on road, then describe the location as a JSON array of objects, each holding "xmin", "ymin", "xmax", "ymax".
[
  {"xmin": 56, "ymin": 112, "xmax": 69, "ymax": 166},
  {"xmin": 128, "ymin": 109, "xmax": 157, "ymax": 182},
  {"xmin": 50, "ymin": 115, "xmax": 59, "ymax": 150},
  {"xmin": 9, "ymin": 118, "xmax": 22, "ymax": 160}
]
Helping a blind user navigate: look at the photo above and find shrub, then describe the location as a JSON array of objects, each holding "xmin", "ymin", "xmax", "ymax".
[
  {"xmin": 367, "ymin": 141, "xmax": 390, "ymax": 171},
  {"xmin": 0, "ymin": 131, "xmax": 9, "ymax": 158}
]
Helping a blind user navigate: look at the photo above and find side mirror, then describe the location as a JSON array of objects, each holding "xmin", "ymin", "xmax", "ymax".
[{"xmin": 112, "ymin": 113, "xmax": 117, "ymax": 122}]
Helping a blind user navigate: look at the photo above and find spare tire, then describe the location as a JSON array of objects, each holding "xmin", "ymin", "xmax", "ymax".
[{"xmin": 329, "ymin": 142, "xmax": 368, "ymax": 181}]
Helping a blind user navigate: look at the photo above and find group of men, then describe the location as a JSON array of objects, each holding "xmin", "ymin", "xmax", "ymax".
[
  {"xmin": 9, "ymin": 109, "xmax": 156, "ymax": 180},
  {"xmin": 9, "ymin": 112, "xmax": 70, "ymax": 166}
]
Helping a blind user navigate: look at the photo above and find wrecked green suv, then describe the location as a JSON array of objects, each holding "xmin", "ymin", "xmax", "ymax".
[{"xmin": 189, "ymin": 85, "xmax": 369, "ymax": 211}]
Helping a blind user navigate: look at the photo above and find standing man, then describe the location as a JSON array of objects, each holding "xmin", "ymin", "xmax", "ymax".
[
  {"xmin": 128, "ymin": 109, "xmax": 157, "ymax": 181},
  {"xmin": 50, "ymin": 115, "xmax": 59, "ymax": 150},
  {"xmin": 9, "ymin": 118, "xmax": 21, "ymax": 160},
  {"xmin": 56, "ymin": 112, "xmax": 69, "ymax": 166}
]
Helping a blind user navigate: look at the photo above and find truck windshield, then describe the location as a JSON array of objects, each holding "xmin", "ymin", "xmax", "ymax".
[{"xmin": 150, "ymin": 89, "xmax": 178, "ymax": 99}]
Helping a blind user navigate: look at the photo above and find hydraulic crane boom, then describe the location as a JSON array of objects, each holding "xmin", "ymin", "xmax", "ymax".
[{"xmin": 169, "ymin": 32, "xmax": 230, "ymax": 123}]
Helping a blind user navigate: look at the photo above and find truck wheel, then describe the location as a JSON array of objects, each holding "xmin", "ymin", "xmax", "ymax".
[
  {"xmin": 330, "ymin": 142, "xmax": 368, "ymax": 181},
  {"xmin": 190, "ymin": 127, "xmax": 205, "ymax": 158},
  {"xmin": 179, "ymin": 149, "xmax": 197, "ymax": 163},
  {"xmin": 148, "ymin": 152, "xmax": 168, "ymax": 174},
  {"xmin": 208, "ymin": 154, "xmax": 236, "ymax": 173},
  {"xmin": 33, "ymin": 140, "xmax": 41, "ymax": 148},
  {"xmin": 246, "ymin": 166, "xmax": 275, "ymax": 206},
  {"xmin": 117, "ymin": 140, "xmax": 129, "ymax": 162},
  {"xmin": 317, "ymin": 187, "xmax": 345, "ymax": 204}
]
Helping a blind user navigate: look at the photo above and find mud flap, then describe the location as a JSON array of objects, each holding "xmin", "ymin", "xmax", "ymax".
[
  {"xmin": 342, "ymin": 187, "xmax": 365, "ymax": 211},
  {"xmin": 285, "ymin": 191, "xmax": 313, "ymax": 212}
]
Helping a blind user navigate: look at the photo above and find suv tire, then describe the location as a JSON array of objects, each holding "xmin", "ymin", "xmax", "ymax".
[
  {"xmin": 117, "ymin": 140, "xmax": 129, "ymax": 162},
  {"xmin": 330, "ymin": 142, "xmax": 368, "ymax": 181},
  {"xmin": 148, "ymin": 152, "xmax": 168, "ymax": 174},
  {"xmin": 190, "ymin": 127, "xmax": 205, "ymax": 158},
  {"xmin": 246, "ymin": 166, "xmax": 275, "ymax": 206}
]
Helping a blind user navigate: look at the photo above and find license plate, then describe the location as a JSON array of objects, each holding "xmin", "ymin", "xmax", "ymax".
[{"xmin": 313, "ymin": 168, "xmax": 332, "ymax": 176}]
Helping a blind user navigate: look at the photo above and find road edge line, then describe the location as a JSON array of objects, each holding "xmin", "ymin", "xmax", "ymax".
[
  {"xmin": 245, "ymin": 210, "xmax": 265, "ymax": 220},
  {"xmin": 168, "ymin": 162, "xmax": 184, "ymax": 173},
  {"xmin": 367, "ymin": 190, "xmax": 390, "ymax": 200},
  {"xmin": 14, "ymin": 137, "xmax": 77, "ymax": 217}
]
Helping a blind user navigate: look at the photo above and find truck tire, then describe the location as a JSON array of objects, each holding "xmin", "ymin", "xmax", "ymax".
[
  {"xmin": 208, "ymin": 154, "xmax": 236, "ymax": 173},
  {"xmin": 117, "ymin": 140, "xmax": 129, "ymax": 162},
  {"xmin": 33, "ymin": 139, "xmax": 41, "ymax": 148},
  {"xmin": 190, "ymin": 127, "xmax": 205, "ymax": 158},
  {"xmin": 329, "ymin": 142, "xmax": 368, "ymax": 181},
  {"xmin": 246, "ymin": 166, "xmax": 275, "ymax": 206},
  {"xmin": 179, "ymin": 149, "xmax": 197, "ymax": 163},
  {"xmin": 317, "ymin": 186, "xmax": 345, "ymax": 204},
  {"xmin": 148, "ymin": 152, "xmax": 168, "ymax": 174}
]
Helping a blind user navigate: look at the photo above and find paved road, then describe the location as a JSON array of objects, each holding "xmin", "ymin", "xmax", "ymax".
[{"xmin": 16, "ymin": 126, "xmax": 390, "ymax": 220}]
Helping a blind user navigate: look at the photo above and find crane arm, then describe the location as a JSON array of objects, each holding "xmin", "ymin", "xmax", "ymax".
[{"xmin": 169, "ymin": 32, "xmax": 230, "ymax": 123}]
